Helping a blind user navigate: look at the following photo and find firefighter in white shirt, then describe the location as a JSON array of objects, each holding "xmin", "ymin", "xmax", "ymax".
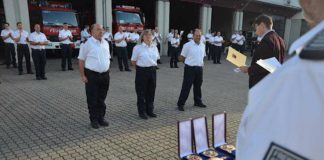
[
  {"xmin": 81, "ymin": 25, "xmax": 91, "ymax": 43},
  {"xmin": 29, "ymin": 24, "xmax": 49, "ymax": 80},
  {"xmin": 1, "ymin": 22, "xmax": 17, "ymax": 68},
  {"xmin": 127, "ymin": 28, "xmax": 139, "ymax": 59},
  {"xmin": 236, "ymin": 31, "xmax": 245, "ymax": 53},
  {"xmin": 170, "ymin": 33, "xmax": 181, "ymax": 68},
  {"xmin": 58, "ymin": 22, "xmax": 73, "ymax": 71},
  {"xmin": 166, "ymin": 29, "xmax": 174, "ymax": 57},
  {"xmin": 231, "ymin": 31, "xmax": 239, "ymax": 51},
  {"xmin": 205, "ymin": 29, "xmax": 213, "ymax": 60},
  {"xmin": 12, "ymin": 22, "xmax": 33, "ymax": 75},
  {"xmin": 211, "ymin": 31, "xmax": 224, "ymax": 64},
  {"xmin": 114, "ymin": 26, "xmax": 131, "ymax": 71},
  {"xmin": 237, "ymin": 0, "xmax": 324, "ymax": 158}
]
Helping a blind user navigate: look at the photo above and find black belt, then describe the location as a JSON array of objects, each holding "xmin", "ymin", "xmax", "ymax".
[
  {"xmin": 85, "ymin": 68, "xmax": 109, "ymax": 75},
  {"xmin": 136, "ymin": 66, "xmax": 156, "ymax": 70},
  {"xmin": 32, "ymin": 48, "xmax": 45, "ymax": 51},
  {"xmin": 17, "ymin": 43, "xmax": 28, "ymax": 45}
]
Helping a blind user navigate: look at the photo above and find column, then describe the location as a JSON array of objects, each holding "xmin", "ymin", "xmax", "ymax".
[
  {"xmin": 106, "ymin": 0, "xmax": 113, "ymax": 30},
  {"xmin": 155, "ymin": 0, "xmax": 170, "ymax": 56},
  {"xmin": 3, "ymin": 0, "xmax": 18, "ymax": 29},
  {"xmin": 95, "ymin": 0, "xmax": 104, "ymax": 25},
  {"xmin": 199, "ymin": 4, "xmax": 211, "ymax": 34},
  {"xmin": 233, "ymin": 11, "xmax": 243, "ymax": 33},
  {"xmin": 18, "ymin": 0, "xmax": 31, "ymax": 32}
]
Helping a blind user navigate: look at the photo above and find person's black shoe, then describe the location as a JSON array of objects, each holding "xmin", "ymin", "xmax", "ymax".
[
  {"xmin": 178, "ymin": 105, "xmax": 185, "ymax": 111},
  {"xmin": 27, "ymin": 71, "xmax": 34, "ymax": 74},
  {"xmin": 147, "ymin": 113, "xmax": 157, "ymax": 118},
  {"xmin": 217, "ymin": 62, "xmax": 221, "ymax": 64},
  {"xmin": 194, "ymin": 103, "xmax": 207, "ymax": 108},
  {"xmin": 170, "ymin": 66, "xmax": 174, "ymax": 68},
  {"xmin": 139, "ymin": 114, "xmax": 148, "ymax": 119},
  {"xmin": 18, "ymin": 72, "xmax": 23, "ymax": 75},
  {"xmin": 125, "ymin": 68, "xmax": 132, "ymax": 72},
  {"xmin": 36, "ymin": 77, "xmax": 41, "ymax": 80},
  {"xmin": 157, "ymin": 61, "xmax": 162, "ymax": 64},
  {"xmin": 98, "ymin": 119, "xmax": 109, "ymax": 127},
  {"xmin": 68, "ymin": 68, "xmax": 74, "ymax": 71},
  {"xmin": 213, "ymin": 62, "xmax": 216, "ymax": 64},
  {"xmin": 175, "ymin": 66, "xmax": 179, "ymax": 68},
  {"xmin": 91, "ymin": 121, "xmax": 100, "ymax": 129},
  {"xmin": 62, "ymin": 68, "xmax": 66, "ymax": 71},
  {"xmin": 119, "ymin": 68, "xmax": 124, "ymax": 71},
  {"xmin": 41, "ymin": 76, "xmax": 47, "ymax": 80}
]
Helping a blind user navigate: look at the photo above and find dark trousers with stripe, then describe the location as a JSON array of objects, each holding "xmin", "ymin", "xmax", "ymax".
[
  {"xmin": 31, "ymin": 49, "xmax": 46, "ymax": 78},
  {"xmin": 60, "ymin": 44, "xmax": 72, "ymax": 69},
  {"xmin": 177, "ymin": 65, "xmax": 203, "ymax": 106},
  {"xmin": 170, "ymin": 46, "xmax": 179, "ymax": 67},
  {"xmin": 4, "ymin": 43, "xmax": 16, "ymax": 67},
  {"xmin": 213, "ymin": 46, "xmax": 222, "ymax": 63},
  {"xmin": 85, "ymin": 69, "xmax": 110, "ymax": 122},
  {"xmin": 135, "ymin": 66, "xmax": 156, "ymax": 115},
  {"xmin": 17, "ymin": 44, "xmax": 32, "ymax": 73}
]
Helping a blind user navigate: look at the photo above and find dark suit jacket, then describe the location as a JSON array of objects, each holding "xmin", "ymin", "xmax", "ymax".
[{"xmin": 248, "ymin": 31, "xmax": 285, "ymax": 88}]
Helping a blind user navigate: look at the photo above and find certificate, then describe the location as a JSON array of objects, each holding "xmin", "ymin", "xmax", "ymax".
[{"xmin": 226, "ymin": 47, "xmax": 247, "ymax": 67}]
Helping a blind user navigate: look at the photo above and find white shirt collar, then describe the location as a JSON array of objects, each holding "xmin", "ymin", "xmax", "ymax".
[
  {"xmin": 289, "ymin": 21, "xmax": 324, "ymax": 55},
  {"xmin": 142, "ymin": 42, "xmax": 154, "ymax": 48}
]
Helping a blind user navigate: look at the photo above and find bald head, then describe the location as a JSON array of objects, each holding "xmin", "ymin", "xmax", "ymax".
[
  {"xmin": 91, "ymin": 24, "xmax": 104, "ymax": 40},
  {"xmin": 299, "ymin": 0, "xmax": 324, "ymax": 28}
]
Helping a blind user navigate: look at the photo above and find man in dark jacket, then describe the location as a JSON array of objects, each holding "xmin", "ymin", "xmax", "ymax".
[{"xmin": 239, "ymin": 15, "xmax": 285, "ymax": 88}]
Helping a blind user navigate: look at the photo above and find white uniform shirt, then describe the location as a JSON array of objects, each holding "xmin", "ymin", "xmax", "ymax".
[
  {"xmin": 200, "ymin": 35, "xmax": 206, "ymax": 44},
  {"xmin": 103, "ymin": 32, "xmax": 113, "ymax": 41},
  {"xmin": 187, "ymin": 33, "xmax": 193, "ymax": 40},
  {"xmin": 28, "ymin": 32, "xmax": 48, "ymax": 50},
  {"xmin": 131, "ymin": 42, "xmax": 160, "ymax": 67},
  {"xmin": 13, "ymin": 30, "xmax": 29, "ymax": 44},
  {"xmin": 58, "ymin": 29, "xmax": 72, "ymax": 44},
  {"xmin": 78, "ymin": 37, "xmax": 111, "ymax": 73},
  {"xmin": 237, "ymin": 21, "xmax": 324, "ymax": 160},
  {"xmin": 153, "ymin": 32, "xmax": 162, "ymax": 43},
  {"xmin": 231, "ymin": 34, "xmax": 238, "ymax": 44},
  {"xmin": 171, "ymin": 37, "xmax": 180, "ymax": 47},
  {"xmin": 236, "ymin": 35, "xmax": 245, "ymax": 45},
  {"xmin": 114, "ymin": 32, "xmax": 127, "ymax": 47},
  {"xmin": 212, "ymin": 36, "xmax": 223, "ymax": 47},
  {"xmin": 1, "ymin": 29, "xmax": 15, "ymax": 43},
  {"xmin": 128, "ymin": 32, "xmax": 140, "ymax": 43},
  {"xmin": 205, "ymin": 33, "xmax": 212, "ymax": 42},
  {"xmin": 167, "ymin": 32, "xmax": 174, "ymax": 42},
  {"xmin": 181, "ymin": 40, "xmax": 206, "ymax": 67},
  {"xmin": 81, "ymin": 29, "xmax": 91, "ymax": 42}
]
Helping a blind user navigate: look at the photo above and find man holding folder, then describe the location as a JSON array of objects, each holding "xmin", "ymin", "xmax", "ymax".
[{"xmin": 239, "ymin": 15, "xmax": 285, "ymax": 88}]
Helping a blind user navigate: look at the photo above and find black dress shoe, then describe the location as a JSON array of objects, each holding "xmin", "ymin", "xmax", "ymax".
[
  {"xmin": 147, "ymin": 113, "xmax": 157, "ymax": 118},
  {"xmin": 68, "ymin": 68, "xmax": 74, "ymax": 71},
  {"xmin": 125, "ymin": 69, "xmax": 132, "ymax": 72},
  {"xmin": 170, "ymin": 66, "xmax": 174, "ymax": 68},
  {"xmin": 27, "ymin": 71, "xmax": 34, "ymax": 74},
  {"xmin": 194, "ymin": 103, "xmax": 207, "ymax": 108},
  {"xmin": 217, "ymin": 62, "xmax": 221, "ymax": 64},
  {"xmin": 18, "ymin": 72, "xmax": 23, "ymax": 75},
  {"xmin": 178, "ymin": 105, "xmax": 185, "ymax": 111},
  {"xmin": 139, "ymin": 114, "xmax": 148, "ymax": 119},
  {"xmin": 91, "ymin": 121, "xmax": 99, "ymax": 129},
  {"xmin": 98, "ymin": 119, "xmax": 109, "ymax": 127},
  {"xmin": 119, "ymin": 68, "xmax": 124, "ymax": 71},
  {"xmin": 62, "ymin": 68, "xmax": 66, "ymax": 71},
  {"xmin": 36, "ymin": 77, "xmax": 41, "ymax": 80},
  {"xmin": 41, "ymin": 76, "xmax": 47, "ymax": 80},
  {"xmin": 175, "ymin": 66, "xmax": 179, "ymax": 68}
]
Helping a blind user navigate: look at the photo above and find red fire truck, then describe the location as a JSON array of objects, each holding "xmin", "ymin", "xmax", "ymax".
[
  {"xmin": 28, "ymin": 0, "xmax": 81, "ymax": 50},
  {"xmin": 112, "ymin": 5, "xmax": 145, "ymax": 34}
]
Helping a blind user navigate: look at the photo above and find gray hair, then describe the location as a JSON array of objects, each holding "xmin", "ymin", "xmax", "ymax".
[{"xmin": 139, "ymin": 29, "xmax": 153, "ymax": 43}]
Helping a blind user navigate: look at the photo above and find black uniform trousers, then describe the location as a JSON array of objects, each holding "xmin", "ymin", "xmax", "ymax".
[
  {"xmin": 213, "ymin": 46, "xmax": 222, "ymax": 63},
  {"xmin": 115, "ymin": 46, "xmax": 129, "ymax": 70},
  {"xmin": 4, "ymin": 43, "xmax": 16, "ymax": 67},
  {"xmin": 135, "ymin": 66, "xmax": 156, "ymax": 115},
  {"xmin": 17, "ymin": 44, "xmax": 32, "ymax": 73},
  {"xmin": 206, "ymin": 42, "xmax": 211, "ymax": 60},
  {"xmin": 60, "ymin": 44, "xmax": 72, "ymax": 69},
  {"xmin": 170, "ymin": 46, "xmax": 179, "ymax": 67},
  {"xmin": 31, "ymin": 49, "xmax": 46, "ymax": 78},
  {"xmin": 85, "ymin": 68, "xmax": 110, "ymax": 123},
  {"xmin": 127, "ymin": 42, "xmax": 136, "ymax": 59},
  {"xmin": 167, "ymin": 41, "xmax": 171, "ymax": 56},
  {"xmin": 177, "ymin": 65, "xmax": 203, "ymax": 106},
  {"xmin": 108, "ymin": 41, "xmax": 113, "ymax": 56}
]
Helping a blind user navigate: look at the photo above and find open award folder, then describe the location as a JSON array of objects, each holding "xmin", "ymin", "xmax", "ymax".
[
  {"xmin": 226, "ymin": 47, "xmax": 247, "ymax": 67},
  {"xmin": 256, "ymin": 57, "xmax": 282, "ymax": 73}
]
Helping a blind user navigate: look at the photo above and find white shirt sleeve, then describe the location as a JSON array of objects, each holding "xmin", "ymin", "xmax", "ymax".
[
  {"xmin": 181, "ymin": 43, "xmax": 188, "ymax": 57},
  {"xmin": 78, "ymin": 42, "xmax": 88, "ymax": 60},
  {"xmin": 58, "ymin": 30, "xmax": 63, "ymax": 38},
  {"xmin": 155, "ymin": 47, "xmax": 160, "ymax": 60},
  {"xmin": 131, "ymin": 45, "xmax": 139, "ymax": 61},
  {"xmin": 42, "ymin": 34, "xmax": 48, "ymax": 42}
]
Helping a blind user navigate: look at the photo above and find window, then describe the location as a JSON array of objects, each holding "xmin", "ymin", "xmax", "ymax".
[
  {"xmin": 42, "ymin": 10, "xmax": 78, "ymax": 27},
  {"xmin": 115, "ymin": 11, "xmax": 142, "ymax": 24}
]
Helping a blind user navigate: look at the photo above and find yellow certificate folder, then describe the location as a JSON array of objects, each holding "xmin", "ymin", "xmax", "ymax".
[{"xmin": 226, "ymin": 47, "xmax": 247, "ymax": 67}]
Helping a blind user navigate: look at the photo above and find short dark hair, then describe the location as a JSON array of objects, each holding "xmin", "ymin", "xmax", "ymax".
[
  {"xmin": 4, "ymin": 22, "xmax": 9, "ymax": 26},
  {"xmin": 254, "ymin": 15, "xmax": 273, "ymax": 29},
  {"xmin": 16, "ymin": 22, "xmax": 22, "ymax": 26}
]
